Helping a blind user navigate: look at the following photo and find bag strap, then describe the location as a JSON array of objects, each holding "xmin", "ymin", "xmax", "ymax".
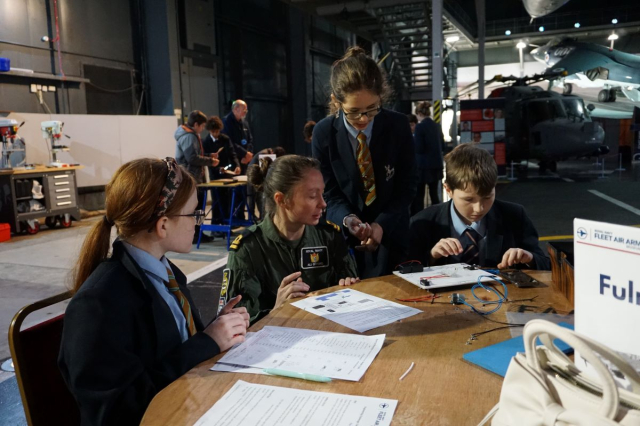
[
  {"xmin": 523, "ymin": 320, "xmax": 640, "ymax": 419},
  {"xmin": 538, "ymin": 332, "xmax": 640, "ymax": 393}
]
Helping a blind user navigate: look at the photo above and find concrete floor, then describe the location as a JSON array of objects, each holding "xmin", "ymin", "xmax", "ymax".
[{"xmin": 1, "ymin": 157, "xmax": 639, "ymax": 423}]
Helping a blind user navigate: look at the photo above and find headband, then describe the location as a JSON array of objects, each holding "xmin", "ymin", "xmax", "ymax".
[{"xmin": 153, "ymin": 157, "xmax": 183, "ymax": 218}]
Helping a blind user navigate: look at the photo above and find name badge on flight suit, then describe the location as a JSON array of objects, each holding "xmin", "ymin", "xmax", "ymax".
[{"xmin": 300, "ymin": 246, "xmax": 329, "ymax": 269}]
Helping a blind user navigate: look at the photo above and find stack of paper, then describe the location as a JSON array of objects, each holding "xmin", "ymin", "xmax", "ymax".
[
  {"xmin": 211, "ymin": 326, "xmax": 385, "ymax": 381},
  {"xmin": 291, "ymin": 288, "xmax": 422, "ymax": 332},
  {"xmin": 194, "ymin": 380, "xmax": 398, "ymax": 426}
]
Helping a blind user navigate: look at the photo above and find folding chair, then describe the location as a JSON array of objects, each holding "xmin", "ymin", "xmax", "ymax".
[{"xmin": 8, "ymin": 291, "xmax": 80, "ymax": 426}]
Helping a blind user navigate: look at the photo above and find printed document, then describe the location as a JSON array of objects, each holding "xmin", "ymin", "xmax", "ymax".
[
  {"xmin": 212, "ymin": 326, "xmax": 385, "ymax": 381},
  {"xmin": 291, "ymin": 288, "xmax": 421, "ymax": 332},
  {"xmin": 194, "ymin": 380, "xmax": 397, "ymax": 426}
]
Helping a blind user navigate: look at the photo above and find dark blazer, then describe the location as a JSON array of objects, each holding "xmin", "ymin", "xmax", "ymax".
[
  {"xmin": 414, "ymin": 117, "xmax": 444, "ymax": 183},
  {"xmin": 58, "ymin": 241, "xmax": 219, "ymax": 426},
  {"xmin": 312, "ymin": 109, "xmax": 417, "ymax": 277},
  {"xmin": 202, "ymin": 133, "xmax": 240, "ymax": 180},
  {"xmin": 222, "ymin": 111, "xmax": 253, "ymax": 154},
  {"xmin": 409, "ymin": 199, "xmax": 550, "ymax": 270}
]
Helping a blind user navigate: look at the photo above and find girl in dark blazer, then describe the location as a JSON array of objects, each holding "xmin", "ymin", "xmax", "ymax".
[
  {"xmin": 312, "ymin": 46, "xmax": 417, "ymax": 278},
  {"xmin": 58, "ymin": 158, "xmax": 249, "ymax": 426}
]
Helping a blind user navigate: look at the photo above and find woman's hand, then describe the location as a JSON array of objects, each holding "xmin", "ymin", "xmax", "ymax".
[
  {"xmin": 344, "ymin": 215, "xmax": 371, "ymax": 241},
  {"xmin": 274, "ymin": 271, "xmax": 309, "ymax": 310},
  {"xmin": 339, "ymin": 277, "xmax": 360, "ymax": 286},
  {"xmin": 356, "ymin": 222, "xmax": 383, "ymax": 252}
]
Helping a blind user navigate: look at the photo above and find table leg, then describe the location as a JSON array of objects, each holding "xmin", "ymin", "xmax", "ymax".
[{"xmin": 197, "ymin": 188, "xmax": 208, "ymax": 249}]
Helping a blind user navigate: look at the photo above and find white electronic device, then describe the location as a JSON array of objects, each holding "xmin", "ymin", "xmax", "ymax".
[{"xmin": 393, "ymin": 263, "xmax": 498, "ymax": 290}]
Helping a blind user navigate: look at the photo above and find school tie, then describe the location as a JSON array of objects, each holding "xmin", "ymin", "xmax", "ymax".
[
  {"xmin": 460, "ymin": 227, "xmax": 481, "ymax": 265},
  {"xmin": 165, "ymin": 267, "xmax": 197, "ymax": 337},
  {"xmin": 356, "ymin": 132, "xmax": 377, "ymax": 206}
]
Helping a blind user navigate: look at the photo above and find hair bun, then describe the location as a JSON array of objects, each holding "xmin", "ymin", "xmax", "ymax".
[
  {"xmin": 345, "ymin": 46, "xmax": 366, "ymax": 58},
  {"xmin": 247, "ymin": 156, "xmax": 273, "ymax": 192}
]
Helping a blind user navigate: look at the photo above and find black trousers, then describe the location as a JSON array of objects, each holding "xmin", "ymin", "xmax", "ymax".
[{"xmin": 411, "ymin": 181, "xmax": 440, "ymax": 216}]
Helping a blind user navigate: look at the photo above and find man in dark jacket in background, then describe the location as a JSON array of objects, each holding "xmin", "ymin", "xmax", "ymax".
[
  {"xmin": 223, "ymin": 99, "xmax": 254, "ymax": 172},
  {"xmin": 175, "ymin": 110, "xmax": 219, "ymax": 242},
  {"xmin": 412, "ymin": 101, "xmax": 444, "ymax": 216}
]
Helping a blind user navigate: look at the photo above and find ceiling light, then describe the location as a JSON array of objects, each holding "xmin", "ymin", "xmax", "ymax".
[
  {"xmin": 626, "ymin": 76, "xmax": 632, "ymax": 79},
  {"xmin": 516, "ymin": 41, "xmax": 527, "ymax": 49},
  {"xmin": 538, "ymin": 26, "xmax": 545, "ymax": 32},
  {"xmin": 446, "ymin": 35, "xmax": 460, "ymax": 43},
  {"xmin": 574, "ymin": 23, "xmax": 580, "ymax": 28},
  {"xmin": 608, "ymin": 33, "xmax": 619, "ymax": 41},
  {"xmin": 612, "ymin": 18, "xmax": 618, "ymax": 24},
  {"xmin": 505, "ymin": 30, "xmax": 512, "ymax": 36}
]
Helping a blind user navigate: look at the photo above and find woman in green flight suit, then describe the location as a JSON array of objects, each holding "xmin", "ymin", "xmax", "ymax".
[{"xmin": 227, "ymin": 155, "xmax": 359, "ymax": 323}]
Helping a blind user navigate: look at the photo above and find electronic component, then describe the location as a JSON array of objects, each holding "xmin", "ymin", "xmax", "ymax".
[
  {"xmin": 500, "ymin": 269, "xmax": 541, "ymax": 288},
  {"xmin": 450, "ymin": 293, "xmax": 466, "ymax": 305},
  {"xmin": 398, "ymin": 263, "xmax": 423, "ymax": 274},
  {"xmin": 419, "ymin": 277, "xmax": 431, "ymax": 287}
]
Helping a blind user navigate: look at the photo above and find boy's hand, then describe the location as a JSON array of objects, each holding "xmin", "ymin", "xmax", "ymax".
[
  {"xmin": 498, "ymin": 248, "xmax": 533, "ymax": 269},
  {"xmin": 430, "ymin": 238, "xmax": 463, "ymax": 260},
  {"xmin": 356, "ymin": 222, "xmax": 383, "ymax": 252}
]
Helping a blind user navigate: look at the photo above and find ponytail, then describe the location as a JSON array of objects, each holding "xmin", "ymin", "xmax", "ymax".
[{"xmin": 72, "ymin": 218, "xmax": 113, "ymax": 292}]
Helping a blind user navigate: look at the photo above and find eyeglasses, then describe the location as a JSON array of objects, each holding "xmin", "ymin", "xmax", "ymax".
[
  {"xmin": 342, "ymin": 105, "xmax": 381, "ymax": 121},
  {"xmin": 171, "ymin": 209, "xmax": 205, "ymax": 226}
]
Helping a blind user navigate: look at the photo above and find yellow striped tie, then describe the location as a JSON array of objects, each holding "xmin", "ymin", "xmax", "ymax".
[
  {"xmin": 357, "ymin": 132, "xmax": 376, "ymax": 206},
  {"xmin": 165, "ymin": 267, "xmax": 196, "ymax": 336}
]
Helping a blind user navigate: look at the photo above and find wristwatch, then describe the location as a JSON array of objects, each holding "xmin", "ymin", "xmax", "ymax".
[{"xmin": 343, "ymin": 214, "xmax": 358, "ymax": 228}]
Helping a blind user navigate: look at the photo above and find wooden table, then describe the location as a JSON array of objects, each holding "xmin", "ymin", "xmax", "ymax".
[
  {"xmin": 142, "ymin": 271, "xmax": 571, "ymax": 426},
  {"xmin": 196, "ymin": 180, "xmax": 253, "ymax": 249}
]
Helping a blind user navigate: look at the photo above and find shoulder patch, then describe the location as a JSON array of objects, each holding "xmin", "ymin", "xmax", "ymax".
[
  {"xmin": 324, "ymin": 219, "xmax": 341, "ymax": 233},
  {"xmin": 229, "ymin": 234, "xmax": 243, "ymax": 251},
  {"xmin": 229, "ymin": 227, "xmax": 257, "ymax": 251}
]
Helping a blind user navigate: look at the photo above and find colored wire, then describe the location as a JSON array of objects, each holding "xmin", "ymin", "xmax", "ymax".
[{"xmin": 461, "ymin": 275, "xmax": 508, "ymax": 315}]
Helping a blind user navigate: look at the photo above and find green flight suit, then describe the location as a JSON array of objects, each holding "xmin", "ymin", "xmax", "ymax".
[{"xmin": 227, "ymin": 214, "xmax": 359, "ymax": 322}]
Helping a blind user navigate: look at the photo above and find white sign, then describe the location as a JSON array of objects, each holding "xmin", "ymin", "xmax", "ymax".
[{"xmin": 574, "ymin": 219, "xmax": 640, "ymax": 374}]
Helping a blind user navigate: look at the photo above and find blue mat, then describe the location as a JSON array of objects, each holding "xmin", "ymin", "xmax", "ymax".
[{"xmin": 463, "ymin": 322, "xmax": 574, "ymax": 377}]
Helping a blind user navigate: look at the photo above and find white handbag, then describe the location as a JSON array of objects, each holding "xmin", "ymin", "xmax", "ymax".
[{"xmin": 479, "ymin": 320, "xmax": 640, "ymax": 426}]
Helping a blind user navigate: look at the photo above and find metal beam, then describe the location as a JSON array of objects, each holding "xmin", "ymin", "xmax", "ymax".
[
  {"xmin": 475, "ymin": 0, "xmax": 485, "ymax": 99},
  {"xmin": 432, "ymin": 0, "xmax": 443, "ymax": 104},
  {"xmin": 316, "ymin": 0, "xmax": 426, "ymax": 16}
]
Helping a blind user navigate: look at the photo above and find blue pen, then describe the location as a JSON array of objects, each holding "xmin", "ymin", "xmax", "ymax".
[{"xmin": 263, "ymin": 368, "xmax": 332, "ymax": 383}]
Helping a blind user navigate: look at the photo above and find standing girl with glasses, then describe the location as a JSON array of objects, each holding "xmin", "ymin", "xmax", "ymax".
[
  {"xmin": 59, "ymin": 157, "xmax": 249, "ymax": 425},
  {"xmin": 312, "ymin": 46, "xmax": 417, "ymax": 278}
]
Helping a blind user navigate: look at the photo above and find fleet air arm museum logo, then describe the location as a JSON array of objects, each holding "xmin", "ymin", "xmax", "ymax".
[{"xmin": 577, "ymin": 227, "xmax": 588, "ymax": 239}]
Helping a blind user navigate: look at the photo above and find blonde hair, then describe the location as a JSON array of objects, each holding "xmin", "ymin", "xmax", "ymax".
[
  {"xmin": 415, "ymin": 101, "xmax": 431, "ymax": 117},
  {"xmin": 72, "ymin": 158, "xmax": 195, "ymax": 292},
  {"xmin": 444, "ymin": 144, "xmax": 497, "ymax": 196}
]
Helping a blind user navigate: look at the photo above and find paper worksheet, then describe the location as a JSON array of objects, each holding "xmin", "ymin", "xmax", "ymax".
[
  {"xmin": 291, "ymin": 288, "xmax": 422, "ymax": 332},
  {"xmin": 213, "ymin": 326, "xmax": 385, "ymax": 381},
  {"xmin": 194, "ymin": 380, "xmax": 397, "ymax": 426},
  {"xmin": 393, "ymin": 263, "xmax": 497, "ymax": 290}
]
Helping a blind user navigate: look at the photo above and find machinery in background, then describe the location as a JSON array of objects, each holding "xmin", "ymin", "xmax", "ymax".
[
  {"xmin": 522, "ymin": 0, "xmax": 571, "ymax": 19},
  {"xmin": 0, "ymin": 119, "xmax": 25, "ymax": 169},
  {"xmin": 459, "ymin": 72, "xmax": 607, "ymax": 173},
  {"xmin": 41, "ymin": 120, "xmax": 70, "ymax": 167},
  {"xmin": 531, "ymin": 37, "xmax": 640, "ymax": 103}
]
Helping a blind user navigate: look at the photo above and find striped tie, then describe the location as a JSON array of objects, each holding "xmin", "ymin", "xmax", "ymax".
[
  {"xmin": 461, "ymin": 228, "xmax": 481, "ymax": 265},
  {"xmin": 356, "ymin": 132, "xmax": 377, "ymax": 206},
  {"xmin": 165, "ymin": 267, "xmax": 197, "ymax": 336}
]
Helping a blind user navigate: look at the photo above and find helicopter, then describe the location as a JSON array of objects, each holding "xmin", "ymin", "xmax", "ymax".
[{"xmin": 458, "ymin": 72, "xmax": 607, "ymax": 173}]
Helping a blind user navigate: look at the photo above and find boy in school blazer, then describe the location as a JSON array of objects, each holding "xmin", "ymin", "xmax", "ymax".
[{"xmin": 409, "ymin": 144, "xmax": 550, "ymax": 270}]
